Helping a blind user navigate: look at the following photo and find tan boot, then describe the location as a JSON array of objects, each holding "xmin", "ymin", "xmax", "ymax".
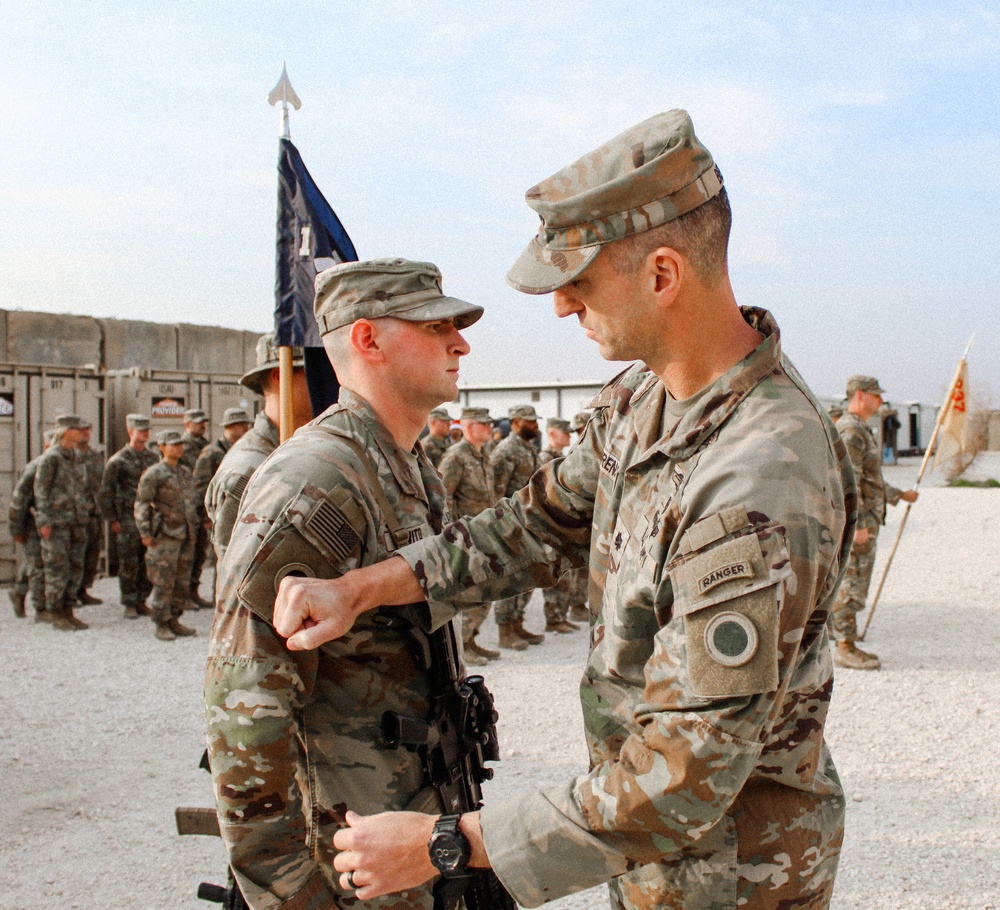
[
  {"xmin": 546, "ymin": 620, "xmax": 578, "ymax": 634},
  {"xmin": 834, "ymin": 641, "xmax": 880, "ymax": 670},
  {"xmin": 168, "ymin": 617, "xmax": 197, "ymax": 637},
  {"xmin": 497, "ymin": 623, "xmax": 528, "ymax": 651},
  {"xmin": 65, "ymin": 609, "xmax": 89, "ymax": 630},
  {"xmin": 569, "ymin": 604, "xmax": 589, "ymax": 623},
  {"xmin": 9, "ymin": 590, "xmax": 26, "ymax": 618},
  {"xmin": 468, "ymin": 638, "xmax": 500, "ymax": 661},
  {"xmin": 463, "ymin": 648, "xmax": 489, "ymax": 667},
  {"xmin": 77, "ymin": 590, "xmax": 102, "ymax": 605},
  {"xmin": 155, "ymin": 624, "xmax": 176, "ymax": 641},
  {"xmin": 135, "ymin": 602, "xmax": 152, "ymax": 617},
  {"xmin": 52, "ymin": 611, "xmax": 77, "ymax": 632},
  {"xmin": 123, "ymin": 606, "xmax": 139, "ymax": 620},
  {"xmin": 513, "ymin": 619, "xmax": 544, "ymax": 645},
  {"xmin": 35, "ymin": 609, "xmax": 54, "ymax": 623}
]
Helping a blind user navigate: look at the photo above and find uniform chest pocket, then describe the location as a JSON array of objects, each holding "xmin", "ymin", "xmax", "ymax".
[{"xmin": 668, "ymin": 527, "xmax": 792, "ymax": 698}]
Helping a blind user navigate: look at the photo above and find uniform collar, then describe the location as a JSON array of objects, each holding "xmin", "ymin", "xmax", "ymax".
[
  {"xmin": 255, "ymin": 411, "xmax": 280, "ymax": 447},
  {"xmin": 631, "ymin": 307, "xmax": 782, "ymax": 461}
]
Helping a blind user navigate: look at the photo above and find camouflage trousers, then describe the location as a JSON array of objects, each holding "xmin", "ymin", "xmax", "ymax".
[
  {"xmin": 115, "ymin": 525, "xmax": 151, "ymax": 608},
  {"xmin": 543, "ymin": 567, "xmax": 587, "ymax": 624},
  {"xmin": 80, "ymin": 514, "xmax": 103, "ymax": 592},
  {"xmin": 40, "ymin": 524, "xmax": 88, "ymax": 612},
  {"xmin": 495, "ymin": 590, "xmax": 532, "ymax": 625},
  {"xmin": 145, "ymin": 534, "xmax": 195, "ymax": 625},
  {"xmin": 189, "ymin": 522, "xmax": 209, "ymax": 595},
  {"xmin": 829, "ymin": 533, "xmax": 877, "ymax": 642},
  {"xmin": 12, "ymin": 528, "xmax": 45, "ymax": 612},
  {"xmin": 461, "ymin": 602, "xmax": 493, "ymax": 641}
]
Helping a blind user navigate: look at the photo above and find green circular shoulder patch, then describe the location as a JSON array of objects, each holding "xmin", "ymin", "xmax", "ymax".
[{"xmin": 704, "ymin": 611, "xmax": 758, "ymax": 667}]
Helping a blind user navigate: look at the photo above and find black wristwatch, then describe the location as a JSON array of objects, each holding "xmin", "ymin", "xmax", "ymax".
[{"xmin": 428, "ymin": 813, "xmax": 471, "ymax": 879}]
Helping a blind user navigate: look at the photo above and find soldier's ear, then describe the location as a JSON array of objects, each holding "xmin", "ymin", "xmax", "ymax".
[{"xmin": 349, "ymin": 319, "xmax": 386, "ymax": 363}]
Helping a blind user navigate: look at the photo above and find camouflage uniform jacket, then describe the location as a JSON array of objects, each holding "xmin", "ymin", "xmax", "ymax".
[
  {"xmin": 180, "ymin": 432, "xmax": 209, "ymax": 472},
  {"xmin": 835, "ymin": 411, "xmax": 902, "ymax": 533},
  {"xmin": 206, "ymin": 388, "xmax": 450, "ymax": 910},
  {"xmin": 99, "ymin": 445, "xmax": 158, "ymax": 530},
  {"xmin": 421, "ymin": 431, "xmax": 451, "ymax": 469},
  {"xmin": 490, "ymin": 430, "xmax": 538, "ymax": 498},
  {"xmin": 78, "ymin": 444, "xmax": 104, "ymax": 517},
  {"xmin": 401, "ymin": 308, "xmax": 857, "ymax": 909},
  {"xmin": 193, "ymin": 437, "xmax": 231, "ymax": 522},
  {"xmin": 9, "ymin": 457, "xmax": 43, "ymax": 537},
  {"xmin": 204, "ymin": 411, "xmax": 279, "ymax": 562},
  {"xmin": 438, "ymin": 438, "xmax": 495, "ymax": 518},
  {"xmin": 537, "ymin": 446, "xmax": 565, "ymax": 467},
  {"xmin": 134, "ymin": 461, "xmax": 199, "ymax": 541},
  {"xmin": 34, "ymin": 445, "xmax": 91, "ymax": 529}
]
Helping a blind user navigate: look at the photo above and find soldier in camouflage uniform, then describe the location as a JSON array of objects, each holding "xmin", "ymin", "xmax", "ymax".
[
  {"xmin": 204, "ymin": 335, "xmax": 309, "ymax": 570},
  {"xmin": 565, "ymin": 411, "xmax": 593, "ymax": 624},
  {"xmin": 421, "ymin": 407, "xmax": 453, "ymax": 469},
  {"xmin": 74, "ymin": 427, "xmax": 105, "ymax": 605},
  {"xmin": 34, "ymin": 415, "xmax": 94, "ymax": 631},
  {"xmin": 205, "ymin": 258, "xmax": 483, "ymax": 909},
  {"xmin": 99, "ymin": 414, "xmax": 158, "ymax": 619},
  {"xmin": 135, "ymin": 430, "xmax": 203, "ymax": 641},
  {"xmin": 437, "ymin": 406, "xmax": 500, "ymax": 666},
  {"xmin": 276, "ymin": 110, "xmax": 857, "ymax": 910},
  {"xmin": 178, "ymin": 408, "xmax": 213, "ymax": 609},
  {"xmin": 490, "ymin": 404, "xmax": 545, "ymax": 649},
  {"xmin": 8, "ymin": 430, "xmax": 57, "ymax": 620},
  {"xmin": 829, "ymin": 375, "xmax": 917, "ymax": 671},
  {"xmin": 537, "ymin": 417, "xmax": 582, "ymax": 633}
]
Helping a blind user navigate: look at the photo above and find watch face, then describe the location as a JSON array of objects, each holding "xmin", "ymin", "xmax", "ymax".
[{"xmin": 431, "ymin": 837, "xmax": 464, "ymax": 872}]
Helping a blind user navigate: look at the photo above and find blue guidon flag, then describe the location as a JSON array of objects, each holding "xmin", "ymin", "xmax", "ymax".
[{"xmin": 274, "ymin": 137, "xmax": 358, "ymax": 412}]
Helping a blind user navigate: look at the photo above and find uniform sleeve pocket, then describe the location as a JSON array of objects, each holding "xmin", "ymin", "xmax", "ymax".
[{"xmin": 669, "ymin": 528, "xmax": 791, "ymax": 698}]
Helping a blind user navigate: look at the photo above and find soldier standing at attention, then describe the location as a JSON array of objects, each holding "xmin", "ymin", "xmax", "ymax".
[
  {"xmin": 99, "ymin": 414, "xmax": 158, "ymax": 619},
  {"xmin": 74, "ymin": 423, "xmax": 105, "ymax": 606},
  {"xmin": 179, "ymin": 407, "xmax": 212, "ymax": 609},
  {"xmin": 34, "ymin": 415, "xmax": 93, "ymax": 631},
  {"xmin": 8, "ymin": 430, "xmax": 57, "ymax": 620},
  {"xmin": 204, "ymin": 335, "xmax": 310, "ymax": 566},
  {"xmin": 490, "ymin": 404, "xmax": 544, "ymax": 649},
  {"xmin": 204, "ymin": 258, "xmax": 483, "ymax": 909},
  {"xmin": 537, "ymin": 417, "xmax": 581, "ymax": 633},
  {"xmin": 421, "ymin": 407, "xmax": 453, "ymax": 469},
  {"xmin": 135, "ymin": 429, "xmax": 202, "ymax": 641},
  {"xmin": 274, "ymin": 110, "xmax": 857, "ymax": 910},
  {"xmin": 437, "ymin": 406, "xmax": 501, "ymax": 666},
  {"xmin": 829, "ymin": 375, "xmax": 917, "ymax": 671}
]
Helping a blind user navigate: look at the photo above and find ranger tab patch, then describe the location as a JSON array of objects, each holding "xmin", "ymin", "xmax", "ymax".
[{"xmin": 697, "ymin": 560, "xmax": 751, "ymax": 595}]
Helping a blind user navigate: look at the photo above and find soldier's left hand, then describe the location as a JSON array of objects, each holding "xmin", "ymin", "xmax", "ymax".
[{"xmin": 901, "ymin": 489, "xmax": 918, "ymax": 503}]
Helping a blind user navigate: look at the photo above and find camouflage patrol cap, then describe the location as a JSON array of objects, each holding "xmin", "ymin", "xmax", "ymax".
[
  {"xmin": 428, "ymin": 407, "xmax": 451, "ymax": 422},
  {"xmin": 507, "ymin": 109, "xmax": 723, "ymax": 295},
  {"xmin": 156, "ymin": 430, "xmax": 184, "ymax": 446},
  {"xmin": 220, "ymin": 407, "xmax": 252, "ymax": 427},
  {"xmin": 508, "ymin": 405, "xmax": 540, "ymax": 422},
  {"xmin": 571, "ymin": 411, "xmax": 590, "ymax": 432},
  {"xmin": 43, "ymin": 429, "xmax": 58, "ymax": 446},
  {"xmin": 460, "ymin": 406, "xmax": 493, "ymax": 424},
  {"xmin": 313, "ymin": 258, "xmax": 484, "ymax": 335},
  {"xmin": 846, "ymin": 375, "xmax": 886, "ymax": 397},
  {"xmin": 125, "ymin": 413, "xmax": 150, "ymax": 430},
  {"xmin": 54, "ymin": 414, "xmax": 91, "ymax": 430},
  {"xmin": 183, "ymin": 408, "xmax": 207, "ymax": 423},
  {"xmin": 241, "ymin": 333, "xmax": 306, "ymax": 395},
  {"xmin": 547, "ymin": 417, "xmax": 571, "ymax": 433}
]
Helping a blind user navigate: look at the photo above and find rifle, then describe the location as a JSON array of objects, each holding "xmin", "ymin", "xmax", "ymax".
[{"xmin": 380, "ymin": 608, "xmax": 517, "ymax": 910}]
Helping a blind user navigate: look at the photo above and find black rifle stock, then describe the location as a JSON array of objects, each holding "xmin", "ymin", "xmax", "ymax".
[{"xmin": 380, "ymin": 609, "xmax": 517, "ymax": 910}]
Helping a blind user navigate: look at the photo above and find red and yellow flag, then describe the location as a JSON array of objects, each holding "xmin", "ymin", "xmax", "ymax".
[{"xmin": 933, "ymin": 360, "xmax": 968, "ymax": 469}]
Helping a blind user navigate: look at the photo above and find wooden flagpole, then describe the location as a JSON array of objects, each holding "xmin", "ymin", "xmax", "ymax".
[{"xmin": 859, "ymin": 335, "xmax": 975, "ymax": 640}]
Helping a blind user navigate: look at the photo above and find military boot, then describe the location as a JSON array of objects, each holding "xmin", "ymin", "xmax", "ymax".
[
  {"xmin": 546, "ymin": 619, "xmax": 578, "ymax": 634},
  {"xmin": 497, "ymin": 622, "xmax": 528, "ymax": 651},
  {"xmin": 135, "ymin": 602, "xmax": 152, "ymax": 617},
  {"xmin": 569, "ymin": 604, "xmax": 589, "ymax": 623},
  {"xmin": 513, "ymin": 619, "xmax": 544, "ymax": 645},
  {"xmin": 77, "ymin": 590, "xmax": 103, "ymax": 605},
  {"xmin": 463, "ymin": 647, "xmax": 489, "ymax": 667},
  {"xmin": 34, "ymin": 609, "xmax": 54, "ymax": 624},
  {"xmin": 9, "ymin": 590, "xmax": 26, "ymax": 618},
  {"xmin": 168, "ymin": 617, "xmax": 197, "ymax": 637},
  {"xmin": 189, "ymin": 587, "xmax": 213, "ymax": 610},
  {"xmin": 468, "ymin": 637, "xmax": 500, "ymax": 661},
  {"xmin": 123, "ymin": 606, "xmax": 139, "ymax": 620},
  {"xmin": 51, "ymin": 609, "xmax": 77, "ymax": 632},
  {"xmin": 155, "ymin": 624, "xmax": 176, "ymax": 641},
  {"xmin": 65, "ymin": 608, "xmax": 90, "ymax": 630},
  {"xmin": 834, "ymin": 641, "xmax": 880, "ymax": 670}
]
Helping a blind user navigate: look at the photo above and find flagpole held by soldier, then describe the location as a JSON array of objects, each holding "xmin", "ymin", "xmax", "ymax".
[{"xmin": 859, "ymin": 337, "xmax": 974, "ymax": 641}]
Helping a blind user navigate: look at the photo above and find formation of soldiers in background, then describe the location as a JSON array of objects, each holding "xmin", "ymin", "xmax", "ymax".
[{"xmin": 7, "ymin": 332, "xmax": 909, "ymax": 672}]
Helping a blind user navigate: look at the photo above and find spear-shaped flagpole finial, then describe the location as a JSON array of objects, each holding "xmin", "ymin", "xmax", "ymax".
[{"xmin": 268, "ymin": 63, "xmax": 302, "ymax": 139}]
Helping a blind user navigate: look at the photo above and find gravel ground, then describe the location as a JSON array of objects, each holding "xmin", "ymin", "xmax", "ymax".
[{"xmin": 1, "ymin": 456, "xmax": 998, "ymax": 910}]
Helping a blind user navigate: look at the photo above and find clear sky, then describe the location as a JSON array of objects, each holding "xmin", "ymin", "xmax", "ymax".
[{"xmin": 1, "ymin": 1, "xmax": 997, "ymax": 406}]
